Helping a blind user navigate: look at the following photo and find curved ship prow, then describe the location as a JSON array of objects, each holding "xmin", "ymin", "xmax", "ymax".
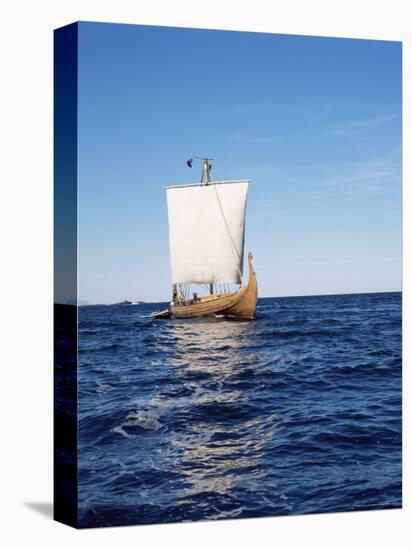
[{"xmin": 163, "ymin": 252, "xmax": 257, "ymax": 320}]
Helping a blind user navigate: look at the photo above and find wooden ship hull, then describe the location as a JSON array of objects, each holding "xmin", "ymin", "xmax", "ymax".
[{"xmin": 154, "ymin": 253, "xmax": 258, "ymax": 320}]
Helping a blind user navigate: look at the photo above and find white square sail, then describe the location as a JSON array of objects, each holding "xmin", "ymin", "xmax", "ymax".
[{"xmin": 166, "ymin": 180, "xmax": 249, "ymax": 285}]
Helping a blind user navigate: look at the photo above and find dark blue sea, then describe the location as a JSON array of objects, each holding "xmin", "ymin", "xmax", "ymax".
[{"xmin": 77, "ymin": 292, "xmax": 402, "ymax": 528}]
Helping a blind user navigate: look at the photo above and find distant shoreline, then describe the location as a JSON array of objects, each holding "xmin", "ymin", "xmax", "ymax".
[{"xmin": 66, "ymin": 289, "xmax": 402, "ymax": 307}]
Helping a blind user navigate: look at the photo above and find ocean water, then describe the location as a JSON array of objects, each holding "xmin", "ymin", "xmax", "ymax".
[{"xmin": 77, "ymin": 292, "xmax": 402, "ymax": 527}]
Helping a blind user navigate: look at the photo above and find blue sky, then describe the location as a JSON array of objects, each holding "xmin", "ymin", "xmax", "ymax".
[{"xmin": 77, "ymin": 22, "xmax": 402, "ymax": 303}]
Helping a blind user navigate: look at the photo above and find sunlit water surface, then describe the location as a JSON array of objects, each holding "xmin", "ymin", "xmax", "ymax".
[{"xmin": 77, "ymin": 292, "xmax": 402, "ymax": 527}]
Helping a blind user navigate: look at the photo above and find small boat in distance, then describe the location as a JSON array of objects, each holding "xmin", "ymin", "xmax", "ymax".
[{"xmin": 153, "ymin": 158, "xmax": 258, "ymax": 320}]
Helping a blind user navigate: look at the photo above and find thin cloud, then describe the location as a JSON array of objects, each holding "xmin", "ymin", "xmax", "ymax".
[
  {"xmin": 323, "ymin": 154, "xmax": 401, "ymax": 195},
  {"xmin": 248, "ymin": 154, "xmax": 401, "ymax": 204},
  {"xmin": 229, "ymin": 133, "xmax": 283, "ymax": 145},
  {"xmin": 259, "ymin": 257, "xmax": 401, "ymax": 269},
  {"xmin": 327, "ymin": 113, "xmax": 398, "ymax": 137}
]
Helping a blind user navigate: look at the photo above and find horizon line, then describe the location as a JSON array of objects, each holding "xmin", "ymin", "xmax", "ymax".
[{"xmin": 64, "ymin": 288, "xmax": 402, "ymax": 307}]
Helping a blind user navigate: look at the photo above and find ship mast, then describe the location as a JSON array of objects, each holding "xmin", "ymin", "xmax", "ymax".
[
  {"xmin": 196, "ymin": 157, "xmax": 214, "ymax": 293},
  {"xmin": 199, "ymin": 157, "xmax": 212, "ymax": 184}
]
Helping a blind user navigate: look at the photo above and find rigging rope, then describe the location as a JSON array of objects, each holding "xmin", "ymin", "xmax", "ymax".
[
  {"xmin": 210, "ymin": 177, "xmax": 244, "ymax": 287},
  {"xmin": 212, "ymin": 181, "xmax": 242, "ymax": 263}
]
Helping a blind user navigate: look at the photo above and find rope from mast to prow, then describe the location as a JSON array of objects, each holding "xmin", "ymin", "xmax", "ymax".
[{"xmin": 186, "ymin": 157, "xmax": 244, "ymax": 290}]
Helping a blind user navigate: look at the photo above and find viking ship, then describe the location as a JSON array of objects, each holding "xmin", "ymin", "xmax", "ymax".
[{"xmin": 153, "ymin": 158, "xmax": 257, "ymax": 320}]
